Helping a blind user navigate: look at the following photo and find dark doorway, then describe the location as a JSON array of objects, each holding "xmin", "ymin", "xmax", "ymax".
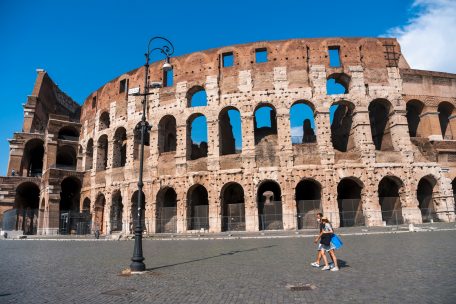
[
  {"xmin": 110, "ymin": 191, "xmax": 123, "ymax": 232},
  {"xmin": 257, "ymin": 181, "xmax": 282, "ymax": 230},
  {"xmin": 417, "ymin": 177, "xmax": 437, "ymax": 222},
  {"xmin": 156, "ymin": 187, "xmax": 177, "ymax": 233},
  {"xmin": 221, "ymin": 183, "xmax": 245, "ymax": 231},
  {"xmin": 378, "ymin": 177, "xmax": 404, "ymax": 225},
  {"xmin": 187, "ymin": 185, "xmax": 209, "ymax": 230},
  {"xmin": 295, "ymin": 180, "xmax": 321, "ymax": 229},
  {"xmin": 337, "ymin": 178, "xmax": 364, "ymax": 227}
]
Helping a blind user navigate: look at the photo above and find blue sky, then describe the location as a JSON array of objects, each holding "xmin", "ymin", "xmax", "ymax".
[{"xmin": 1, "ymin": 0, "xmax": 455, "ymax": 174}]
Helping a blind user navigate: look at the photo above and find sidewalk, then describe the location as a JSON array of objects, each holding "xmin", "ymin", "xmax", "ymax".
[{"xmin": 5, "ymin": 221, "xmax": 456, "ymax": 241}]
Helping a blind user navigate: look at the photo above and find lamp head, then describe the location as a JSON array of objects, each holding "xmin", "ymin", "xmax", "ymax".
[{"xmin": 162, "ymin": 56, "xmax": 172, "ymax": 72}]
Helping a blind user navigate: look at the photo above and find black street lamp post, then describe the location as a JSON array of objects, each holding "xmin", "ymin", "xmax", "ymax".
[{"xmin": 130, "ymin": 36, "xmax": 174, "ymax": 272}]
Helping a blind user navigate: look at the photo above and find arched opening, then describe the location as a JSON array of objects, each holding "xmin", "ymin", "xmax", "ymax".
[
  {"xmin": 112, "ymin": 127, "xmax": 127, "ymax": 168},
  {"xmin": 20, "ymin": 139, "xmax": 44, "ymax": 177},
  {"xmin": 11, "ymin": 182, "xmax": 40, "ymax": 234},
  {"xmin": 56, "ymin": 145, "xmax": 77, "ymax": 169},
  {"xmin": 82, "ymin": 198, "xmax": 91, "ymax": 213},
  {"xmin": 59, "ymin": 177, "xmax": 82, "ymax": 234},
  {"xmin": 158, "ymin": 115, "xmax": 177, "ymax": 154},
  {"xmin": 290, "ymin": 101, "xmax": 316, "ymax": 144},
  {"xmin": 156, "ymin": 187, "xmax": 177, "ymax": 233},
  {"xmin": 327, "ymin": 73, "xmax": 349, "ymax": 95},
  {"xmin": 257, "ymin": 180, "xmax": 282, "ymax": 230},
  {"xmin": 254, "ymin": 104, "xmax": 277, "ymax": 145},
  {"xmin": 406, "ymin": 100, "xmax": 424, "ymax": 137},
  {"xmin": 110, "ymin": 191, "xmax": 123, "ymax": 232},
  {"xmin": 330, "ymin": 101, "xmax": 355, "ymax": 152},
  {"xmin": 96, "ymin": 135, "xmax": 108, "ymax": 171},
  {"xmin": 131, "ymin": 190, "xmax": 146, "ymax": 233},
  {"xmin": 219, "ymin": 107, "xmax": 242, "ymax": 155},
  {"xmin": 438, "ymin": 102, "xmax": 454, "ymax": 139},
  {"xmin": 295, "ymin": 179, "xmax": 321, "ymax": 229},
  {"xmin": 187, "ymin": 86, "xmax": 207, "ymax": 107},
  {"xmin": 187, "ymin": 114, "xmax": 208, "ymax": 160},
  {"xmin": 99, "ymin": 111, "xmax": 110, "ymax": 130},
  {"xmin": 452, "ymin": 178, "xmax": 456, "ymax": 204},
  {"xmin": 337, "ymin": 178, "xmax": 364, "ymax": 227},
  {"xmin": 85, "ymin": 139, "xmax": 93, "ymax": 170},
  {"xmin": 378, "ymin": 177, "xmax": 404, "ymax": 225},
  {"xmin": 369, "ymin": 99, "xmax": 394, "ymax": 151},
  {"xmin": 133, "ymin": 122, "xmax": 150, "ymax": 160},
  {"xmin": 221, "ymin": 182, "xmax": 245, "ymax": 231},
  {"xmin": 417, "ymin": 176, "xmax": 437, "ymax": 222},
  {"xmin": 187, "ymin": 185, "xmax": 209, "ymax": 230},
  {"xmin": 78, "ymin": 198, "xmax": 91, "ymax": 235},
  {"xmin": 94, "ymin": 193, "xmax": 106, "ymax": 234},
  {"xmin": 58, "ymin": 126, "xmax": 79, "ymax": 141}
]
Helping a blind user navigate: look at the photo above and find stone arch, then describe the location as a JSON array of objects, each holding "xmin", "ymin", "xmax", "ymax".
[
  {"xmin": 20, "ymin": 138, "xmax": 44, "ymax": 177},
  {"xmin": 187, "ymin": 184, "xmax": 209, "ymax": 230},
  {"xmin": 337, "ymin": 177, "xmax": 364, "ymax": 227},
  {"xmin": 85, "ymin": 139, "xmax": 93, "ymax": 170},
  {"xmin": 158, "ymin": 115, "xmax": 177, "ymax": 154},
  {"xmin": 110, "ymin": 190, "xmax": 123, "ymax": 232},
  {"xmin": 13, "ymin": 182, "xmax": 40, "ymax": 234},
  {"xmin": 96, "ymin": 135, "xmax": 108, "ymax": 171},
  {"xmin": 219, "ymin": 106, "xmax": 242, "ymax": 155},
  {"xmin": 327, "ymin": 73, "xmax": 350, "ymax": 95},
  {"xmin": 257, "ymin": 180, "xmax": 283, "ymax": 230},
  {"xmin": 58, "ymin": 126, "xmax": 79, "ymax": 140},
  {"xmin": 112, "ymin": 127, "xmax": 127, "ymax": 168},
  {"xmin": 130, "ymin": 190, "xmax": 146, "ymax": 233},
  {"xmin": 295, "ymin": 179, "xmax": 322, "ymax": 229},
  {"xmin": 187, "ymin": 113, "xmax": 208, "ymax": 160},
  {"xmin": 406, "ymin": 99, "xmax": 425, "ymax": 137},
  {"xmin": 187, "ymin": 85, "xmax": 207, "ymax": 107},
  {"xmin": 368, "ymin": 98, "xmax": 394, "ymax": 151},
  {"xmin": 330, "ymin": 100, "xmax": 355, "ymax": 152},
  {"xmin": 220, "ymin": 182, "xmax": 245, "ymax": 231},
  {"xmin": 82, "ymin": 197, "xmax": 91, "ymax": 212},
  {"xmin": 254, "ymin": 103, "xmax": 277, "ymax": 145},
  {"xmin": 378, "ymin": 176, "xmax": 404, "ymax": 225},
  {"xmin": 94, "ymin": 193, "xmax": 106, "ymax": 234},
  {"xmin": 133, "ymin": 122, "xmax": 150, "ymax": 160},
  {"xmin": 56, "ymin": 145, "xmax": 77, "ymax": 169},
  {"xmin": 99, "ymin": 111, "xmax": 110, "ymax": 130},
  {"xmin": 290, "ymin": 100, "xmax": 316, "ymax": 144},
  {"xmin": 438, "ymin": 102, "xmax": 455, "ymax": 139},
  {"xmin": 417, "ymin": 175, "xmax": 438, "ymax": 222},
  {"xmin": 156, "ymin": 187, "xmax": 177, "ymax": 233}
]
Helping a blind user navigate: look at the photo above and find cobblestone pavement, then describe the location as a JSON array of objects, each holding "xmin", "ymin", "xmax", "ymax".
[{"xmin": 0, "ymin": 230, "xmax": 455, "ymax": 303}]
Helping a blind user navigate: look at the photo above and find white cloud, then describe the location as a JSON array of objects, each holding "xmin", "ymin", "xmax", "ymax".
[
  {"xmin": 291, "ymin": 126, "xmax": 303, "ymax": 137},
  {"xmin": 386, "ymin": 0, "xmax": 456, "ymax": 73}
]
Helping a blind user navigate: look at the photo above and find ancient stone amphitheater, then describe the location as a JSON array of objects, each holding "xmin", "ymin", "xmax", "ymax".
[{"xmin": 1, "ymin": 37, "xmax": 455, "ymax": 236}]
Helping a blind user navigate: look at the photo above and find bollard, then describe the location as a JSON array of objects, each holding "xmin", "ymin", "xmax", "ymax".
[{"xmin": 408, "ymin": 223, "xmax": 415, "ymax": 232}]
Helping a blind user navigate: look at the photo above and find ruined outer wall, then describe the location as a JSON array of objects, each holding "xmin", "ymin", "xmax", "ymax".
[{"xmin": 78, "ymin": 38, "xmax": 455, "ymax": 233}]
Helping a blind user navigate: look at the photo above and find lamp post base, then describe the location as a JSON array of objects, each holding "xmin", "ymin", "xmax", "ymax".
[{"xmin": 130, "ymin": 261, "xmax": 146, "ymax": 272}]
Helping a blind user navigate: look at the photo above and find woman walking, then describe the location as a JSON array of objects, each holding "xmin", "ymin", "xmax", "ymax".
[{"xmin": 314, "ymin": 216, "xmax": 339, "ymax": 271}]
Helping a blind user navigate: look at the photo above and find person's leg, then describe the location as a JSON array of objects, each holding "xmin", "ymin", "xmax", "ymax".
[
  {"xmin": 329, "ymin": 250, "xmax": 338, "ymax": 268},
  {"xmin": 320, "ymin": 249, "xmax": 328, "ymax": 266},
  {"xmin": 315, "ymin": 250, "xmax": 322, "ymax": 263}
]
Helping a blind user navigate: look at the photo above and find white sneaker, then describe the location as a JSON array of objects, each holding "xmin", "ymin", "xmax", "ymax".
[
  {"xmin": 321, "ymin": 265, "xmax": 331, "ymax": 271},
  {"xmin": 310, "ymin": 262, "xmax": 320, "ymax": 268},
  {"xmin": 330, "ymin": 267, "xmax": 339, "ymax": 272},
  {"xmin": 329, "ymin": 262, "xmax": 334, "ymax": 269}
]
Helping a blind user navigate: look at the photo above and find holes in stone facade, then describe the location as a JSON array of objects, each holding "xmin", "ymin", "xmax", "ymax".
[
  {"xmin": 337, "ymin": 178, "xmax": 363, "ymax": 227},
  {"xmin": 290, "ymin": 101, "xmax": 316, "ymax": 145},
  {"xmin": 56, "ymin": 145, "xmax": 77, "ymax": 169},
  {"xmin": 327, "ymin": 73, "xmax": 349, "ymax": 95},
  {"xmin": 438, "ymin": 102, "xmax": 454, "ymax": 139},
  {"xmin": 158, "ymin": 115, "xmax": 177, "ymax": 154},
  {"xmin": 187, "ymin": 114, "xmax": 208, "ymax": 160},
  {"xmin": 187, "ymin": 86, "xmax": 207, "ymax": 107},
  {"xmin": 254, "ymin": 104, "xmax": 277, "ymax": 145},
  {"xmin": 328, "ymin": 46, "xmax": 341, "ymax": 68},
  {"xmin": 94, "ymin": 193, "xmax": 106, "ymax": 233},
  {"xmin": 257, "ymin": 180, "xmax": 282, "ymax": 231},
  {"xmin": 295, "ymin": 179, "xmax": 321, "ymax": 229},
  {"xmin": 92, "ymin": 96, "xmax": 97, "ymax": 109},
  {"xmin": 131, "ymin": 191, "xmax": 146, "ymax": 232},
  {"xmin": 330, "ymin": 101, "xmax": 354, "ymax": 152},
  {"xmin": 222, "ymin": 52, "xmax": 234, "ymax": 67},
  {"xmin": 187, "ymin": 185, "xmax": 209, "ymax": 230},
  {"xmin": 378, "ymin": 176, "xmax": 404, "ymax": 225},
  {"xmin": 85, "ymin": 139, "xmax": 93, "ymax": 170},
  {"xmin": 156, "ymin": 187, "xmax": 177, "ymax": 233},
  {"xmin": 255, "ymin": 48, "xmax": 268, "ymax": 63},
  {"xmin": 368, "ymin": 99, "xmax": 394, "ymax": 151},
  {"xmin": 219, "ymin": 107, "xmax": 242, "ymax": 155},
  {"xmin": 96, "ymin": 135, "xmax": 108, "ymax": 171},
  {"xmin": 406, "ymin": 100, "xmax": 424, "ymax": 137},
  {"xmin": 221, "ymin": 182, "xmax": 245, "ymax": 232},
  {"xmin": 60, "ymin": 177, "xmax": 81, "ymax": 212},
  {"xmin": 110, "ymin": 191, "xmax": 123, "ymax": 232},
  {"xmin": 417, "ymin": 176, "xmax": 437, "ymax": 222},
  {"xmin": 21, "ymin": 139, "xmax": 44, "ymax": 177},
  {"xmin": 112, "ymin": 127, "xmax": 127, "ymax": 168},
  {"xmin": 99, "ymin": 112, "xmax": 110, "ymax": 130},
  {"xmin": 58, "ymin": 126, "xmax": 79, "ymax": 141}
]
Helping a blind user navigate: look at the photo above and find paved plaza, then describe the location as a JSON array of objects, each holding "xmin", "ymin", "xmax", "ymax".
[{"xmin": 0, "ymin": 229, "xmax": 455, "ymax": 303}]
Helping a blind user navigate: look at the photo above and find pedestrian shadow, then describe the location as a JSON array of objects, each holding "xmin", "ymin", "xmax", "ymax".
[
  {"xmin": 337, "ymin": 259, "xmax": 349, "ymax": 268},
  {"xmin": 146, "ymin": 245, "xmax": 277, "ymax": 271}
]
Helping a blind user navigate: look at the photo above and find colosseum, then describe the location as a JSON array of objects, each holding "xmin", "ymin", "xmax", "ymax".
[{"xmin": 1, "ymin": 37, "xmax": 456, "ymax": 236}]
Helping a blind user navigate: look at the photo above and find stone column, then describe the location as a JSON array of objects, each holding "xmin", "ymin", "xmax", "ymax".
[{"xmin": 419, "ymin": 106, "xmax": 442, "ymax": 140}]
